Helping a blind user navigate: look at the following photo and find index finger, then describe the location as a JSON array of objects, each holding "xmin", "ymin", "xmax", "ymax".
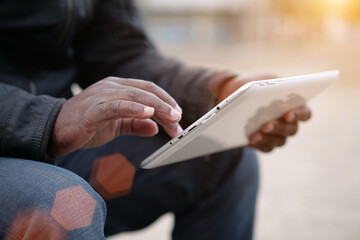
[
  {"xmin": 283, "ymin": 106, "xmax": 312, "ymax": 123},
  {"xmin": 108, "ymin": 77, "xmax": 182, "ymax": 113}
]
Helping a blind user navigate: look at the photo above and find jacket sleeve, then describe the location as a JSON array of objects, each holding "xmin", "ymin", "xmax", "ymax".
[
  {"xmin": 73, "ymin": 0, "xmax": 237, "ymax": 127},
  {"xmin": 0, "ymin": 83, "xmax": 65, "ymax": 163}
]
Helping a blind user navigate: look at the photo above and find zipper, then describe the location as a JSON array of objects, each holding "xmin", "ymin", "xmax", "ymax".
[{"xmin": 55, "ymin": 0, "xmax": 73, "ymax": 48}]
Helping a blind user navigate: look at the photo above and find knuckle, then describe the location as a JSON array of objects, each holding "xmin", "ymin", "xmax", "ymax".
[
  {"xmin": 261, "ymin": 146, "xmax": 273, "ymax": 152},
  {"xmin": 128, "ymin": 102, "xmax": 140, "ymax": 115},
  {"xmin": 154, "ymin": 116, "xmax": 176, "ymax": 130},
  {"xmin": 104, "ymin": 76, "xmax": 116, "ymax": 82},
  {"xmin": 166, "ymin": 122, "xmax": 178, "ymax": 131},
  {"xmin": 144, "ymin": 81, "xmax": 174, "ymax": 104},
  {"xmin": 160, "ymin": 119, "xmax": 170, "ymax": 128},
  {"xmin": 101, "ymin": 101, "xmax": 120, "ymax": 121},
  {"xmin": 110, "ymin": 101, "xmax": 122, "ymax": 115},
  {"xmin": 95, "ymin": 101, "xmax": 124, "ymax": 121},
  {"xmin": 278, "ymin": 138, "xmax": 286, "ymax": 147},
  {"xmin": 82, "ymin": 102, "xmax": 114, "ymax": 129},
  {"xmin": 271, "ymin": 121, "xmax": 280, "ymax": 133},
  {"xmin": 144, "ymin": 81, "xmax": 157, "ymax": 91},
  {"xmin": 103, "ymin": 77, "xmax": 112, "ymax": 82},
  {"xmin": 297, "ymin": 108, "xmax": 311, "ymax": 121},
  {"xmin": 101, "ymin": 77, "xmax": 121, "ymax": 88},
  {"xmin": 127, "ymin": 88, "xmax": 141, "ymax": 99},
  {"xmin": 289, "ymin": 124, "xmax": 298, "ymax": 135},
  {"xmin": 155, "ymin": 101, "xmax": 166, "ymax": 111}
]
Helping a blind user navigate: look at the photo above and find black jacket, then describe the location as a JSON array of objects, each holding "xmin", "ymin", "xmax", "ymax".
[{"xmin": 0, "ymin": 0, "xmax": 236, "ymax": 163}]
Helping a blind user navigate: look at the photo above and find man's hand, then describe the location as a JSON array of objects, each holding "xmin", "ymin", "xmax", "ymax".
[
  {"xmin": 248, "ymin": 106, "xmax": 311, "ymax": 152},
  {"xmin": 218, "ymin": 74, "xmax": 312, "ymax": 153},
  {"xmin": 48, "ymin": 77, "xmax": 183, "ymax": 156}
]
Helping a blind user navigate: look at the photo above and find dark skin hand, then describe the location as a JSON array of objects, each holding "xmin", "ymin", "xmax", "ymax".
[
  {"xmin": 48, "ymin": 77, "xmax": 183, "ymax": 156},
  {"xmin": 217, "ymin": 74, "xmax": 312, "ymax": 152},
  {"xmin": 249, "ymin": 106, "xmax": 311, "ymax": 152}
]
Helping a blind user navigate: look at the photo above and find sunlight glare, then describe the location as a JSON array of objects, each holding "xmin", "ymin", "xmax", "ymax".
[{"xmin": 325, "ymin": 0, "xmax": 348, "ymax": 8}]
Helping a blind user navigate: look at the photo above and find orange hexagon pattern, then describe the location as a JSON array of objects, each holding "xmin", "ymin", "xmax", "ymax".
[
  {"xmin": 51, "ymin": 186, "xmax": 96, "ymax": 231},
  {"xmin": 6, "ymin": 209, "xmax": 65, "ymax": 240},
  {"xmin": 89, "ymin": 153, "xmax": 136, "ymax": 200}
]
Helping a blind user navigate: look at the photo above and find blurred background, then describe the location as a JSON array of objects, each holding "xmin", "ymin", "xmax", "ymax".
[{"xmin": 109, "ymin": 0, "xmax": 360, "ymax": 239}]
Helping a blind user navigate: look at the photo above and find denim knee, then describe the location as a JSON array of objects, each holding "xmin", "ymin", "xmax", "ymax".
[{"xmin": 0, "ymin": 158, "xmax": 106, "ymax": 239}]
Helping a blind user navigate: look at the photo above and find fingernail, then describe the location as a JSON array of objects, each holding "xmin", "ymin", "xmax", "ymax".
[
  {"xmin": 263, "ymin": 123, "xmax": 274, "ymax": 133},
  {"xmin": 251, "ymin": 134, "xmax": 262, "ymax": 145},
  {"xmin": 170, "ymin": 109, "xmax": 182, "ymax": 121},
  {"xmin": 144, "ymin": 107, "xmax": 155, "ymax": 115},
  {"xmin": 175, "ymin": 105, "xmax": 183, "ymax": 114}
]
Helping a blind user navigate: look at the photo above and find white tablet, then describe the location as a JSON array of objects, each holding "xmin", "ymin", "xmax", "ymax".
[{"xmin": 141, "ymin": 70, "xmax": 339, "ymax": 169}]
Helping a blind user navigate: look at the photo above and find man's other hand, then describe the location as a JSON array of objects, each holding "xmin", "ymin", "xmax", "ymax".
[
  {"xmin": 218, "ymin": 74, "xmax": 312, "ymax": 153},
  {"xmin": 248, "ymin": 106, "xmax": 311, "ymax": 152}
]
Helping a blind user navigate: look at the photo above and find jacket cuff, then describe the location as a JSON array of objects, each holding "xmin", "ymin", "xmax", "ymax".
[
  {"xmin": 40, "ymin": 98, "xmax": 66, "ymax": 164},
  {"xmin": 1, "ymin": 94, "xmax": 66, "ymax": 164}
]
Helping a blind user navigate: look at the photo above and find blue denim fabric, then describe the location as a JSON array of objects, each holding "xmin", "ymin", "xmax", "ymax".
[
  {"xmin": 58, "ymin": 134, "xmax": 259, "ymax": 240},
  {"xmin": 0, "ymin": 158, "xmax": 106, "ymax": 239}
]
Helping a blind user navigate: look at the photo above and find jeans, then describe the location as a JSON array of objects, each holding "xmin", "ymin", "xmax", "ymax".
[
  {"xmin": 0, "ymin": 158, "xmax": 107, "ymax": 240},
  {"xmin": 0, "ymin": 134, "xmax": 259, "ymax": 240},
  {"xmin": 59, "ymin": 134, "xmax": 260, "ymax": 240}
]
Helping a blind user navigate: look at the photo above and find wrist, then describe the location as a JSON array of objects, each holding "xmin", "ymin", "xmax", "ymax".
[{"xmin": 216, "ymin": 76, "xmax": 247, "ymax": 104}]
